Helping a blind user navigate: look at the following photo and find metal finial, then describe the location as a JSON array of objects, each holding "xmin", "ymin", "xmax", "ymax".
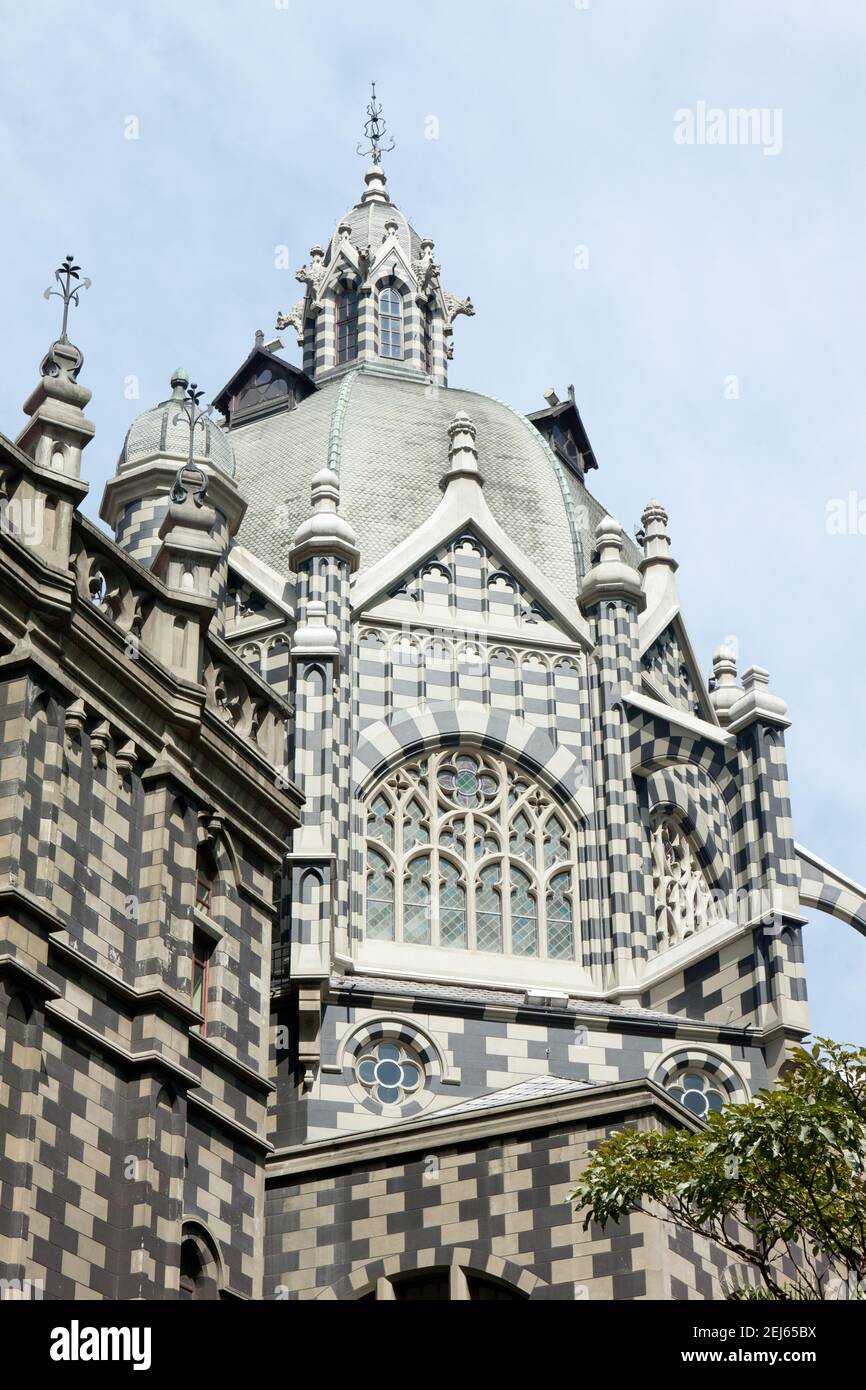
[
  {"xmin": 172, "ymin": 381, "xmax": 213, "ymax": 475},
  {"xmin": 43, "ymin": 255, "xmax": 91, "ymax": 344},
  {"xmin": 356, "ymin": 82, "xmax": 395, "ymax": 163}
]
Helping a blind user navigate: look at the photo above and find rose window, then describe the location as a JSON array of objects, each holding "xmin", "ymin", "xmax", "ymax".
[
  {"xmin": 437, "ymin": 754, "xmax": 499, "ymax": 810},
  {"xmin": 355, "ymin": 1041, "xmax": 423, "ymax": 1105},
  {"xmin": 667, "ymin": 1070, "xmax": 725, "ymax": 1119}
]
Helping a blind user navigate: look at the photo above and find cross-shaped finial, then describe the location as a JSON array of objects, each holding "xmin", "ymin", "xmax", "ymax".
[
  {"xmin": 356, "ymin": 82, "xmax": 395, "ymax": 163},
  {"xmin": 43, "ymin": 255, "xmax": 91, "ymax": 343},
  {"xmin": 172, "ymin": 381, "xmax": 213, "ymax": 474}
]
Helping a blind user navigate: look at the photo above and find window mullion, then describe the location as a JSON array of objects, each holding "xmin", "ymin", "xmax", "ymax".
[
  {"xmin": 536, "ymin": 810, "xmax": 547, "ymax": 958},
  {"xmin": 466, "ymin": 810, "xmax": 476, "ymax": 950}
]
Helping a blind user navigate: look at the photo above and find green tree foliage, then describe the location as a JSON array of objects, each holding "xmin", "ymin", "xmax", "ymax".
[{"xmin": 569, "ymin": 1039, "xmax": 866, "ymax": 1300}]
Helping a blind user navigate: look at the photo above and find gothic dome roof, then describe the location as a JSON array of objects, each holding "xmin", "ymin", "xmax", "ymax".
[
  {"xmin": 230, "ymin": 367, "xmax": 628, "ymax": 598},
  {"xmin": 119, "ymin": 369, "xmax": 236, "ymax": 478},
  {"xmin": 326, "ymin": 188, "xmax": 423, "ymax": 269}
]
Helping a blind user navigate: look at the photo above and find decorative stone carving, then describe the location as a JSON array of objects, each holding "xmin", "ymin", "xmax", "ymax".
[
  {"xmin": 294, "ymin": 246, "xmax": 326, "ymax": 298},
  {"xmin": 64, "ymin": 697, "xmax": 87, "ymax": 745},
  {"xmin": 443, "ymin": 291, "xmax": 475, "ymax": 324},
  {"xmin": 202, "ymin": 649, "xmax": 287, "ymax": 766},
  {"xmin": 414, "ymin": 238, "xmax": 440, "ymax": 297},
  {"xmin": 72, "ymin": 543, "xmax": 148, "ymax": 636},
  {"xmin": 275, "ymin": 300, "xmax": 306, "ymax": 341},
  {"xmin": 651, "ymin": 820, "xmax": 720, "ymax": 951}
]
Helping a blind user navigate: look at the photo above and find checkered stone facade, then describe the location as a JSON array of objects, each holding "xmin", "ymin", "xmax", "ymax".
[
  {"xmin": 642, "ymin": 623, "xmax": 702, "ymax": 716},
  {"xmin": 269, "ymin": 975, "xmax": 769, "ymax": 1149},
  {"xmin": 3, "ymin": 144, "xmax": 862, "ymax": 1304},
  {"xmin": 0, "ymin": 416, "xmax": 301, "ymax": 1300},
  {"xmin": 264, "ymin": 1088, "xmax": 772, "ymax": 1301}
]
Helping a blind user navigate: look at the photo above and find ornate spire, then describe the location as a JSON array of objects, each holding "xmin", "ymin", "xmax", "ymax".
[
  {"xmin": 440, "ymin": 411, "xmax": 484, "ymax": 490},
  {"xmin": 289, "ymin": 466, "xmax": 359, "ymax": 570},
  {"xmin": 356, "ymin": 82, "xmax": 394, "ymax": 165},
  {"xmin": 17, "ymin": 254, "xmax": 94, "ymax": 475},
  {"xmin": 578, "ymin": 516, "xmax": 645, "ymax": 614},
  {"xmin": 357, "ymin": 83, "xmax": 393, "ymax": 205},
  {"xmin": 638, "ymin": 497, "xmax": 680, "ymax": 622},
  {"xmin": 171, "ymin": 377, "xmax": 213, "ymax": 472},
  {"xmin": 708, "ymin": 645, "xmax": 742, "ymax": 727},
  {"xmin": 44, "ymin": 254, "xmax": 91, "ymax": 351},
  {"xmin": 638, "ymin": 499, "xmax": 677, "ymax": 572}
]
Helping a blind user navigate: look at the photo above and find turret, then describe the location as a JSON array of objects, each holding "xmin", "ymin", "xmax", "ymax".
[
  {"xmin": 16, "ymin": 257, "xmax": 95, "ymax": 479},
  {"xmin": 101, "ymin": 371, "xmax": 244, "ymax": 634},
  {"xmin": 277, "ymin": 85, "xmax": 473, "ymax": 388}
]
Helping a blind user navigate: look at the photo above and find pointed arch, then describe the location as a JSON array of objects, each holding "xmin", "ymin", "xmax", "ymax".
[
  {"xmin": 644, "ymin": 768, "xmax": 733, "ymax": 893},
  {"xmin": 361, "ymin": 743, "xmax": 581, "ymax": 960},
  {"xmin": 178, "ymin": 1219, "xmax": 225, "ymax": 1301},
  {"xmin": 354, "ymin": 705, "xmax": 590, "ymax": 815}
]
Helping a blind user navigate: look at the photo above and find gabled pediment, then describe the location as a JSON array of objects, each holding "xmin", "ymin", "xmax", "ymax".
[
  {"xmin": 226, "ymin": 544, "xmax": 294, "ymax": 641},
  {"xmin": 369, "ymin": 236, "xmax": 417, "ymax": 289},
  {"xmin": 352, "ymin": 480, "xmax": 592, "ymax": 650},
  {"xmin": 317, "ymin": 238, "xmax": 365, "ymax": 299},
  {"xmin": 639, "ymin": 607, "xmax": 716, "ymax": 724}
]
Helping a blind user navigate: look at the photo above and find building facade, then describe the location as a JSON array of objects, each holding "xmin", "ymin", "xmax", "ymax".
[{"xmin": 1, "ymin": 129, "xmax": 865, "ymax": 1302}]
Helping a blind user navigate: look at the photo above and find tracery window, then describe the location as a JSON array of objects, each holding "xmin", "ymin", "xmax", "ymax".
[
  {"xmin": 355, "ymin": 1040, "xmax": 423, "ymax": 1106},
  {"xmin": 378, "ymin": 287, "xmax": 404, "ymax": 359},
  {"xmin": 650, "ymin": 820, "xmax": 721, "ymax": 951},
  {"xmin": 364, "ymin": 750, "xmax": 579, "ymax": 960},
  {"xmin": 336, "ymin": 289, "xmax": 359, "ymax": 364},
  {"xmin": 666, "ymin": 1068, "xmax": 726, "ymax": 1119}
]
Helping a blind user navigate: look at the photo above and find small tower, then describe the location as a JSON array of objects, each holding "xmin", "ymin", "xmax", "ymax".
[
  {"xmin": 440, "ymin": 410, "xmax": 483, "ymax": 491},
  {"xmin": 708, "ymin": 645, "xmax": 742, "ymax": 726},
  {"xmin": 279, "ymin": 468, "xmax": 358, "ymax": 1089},
  {"xmin": 16, "ymin": 256, "xmax": 95, "ymax": 478},
  {"xmin": 579, "ymin": 517, "xmax": 647, "ymax": 989},
  {"xmin": 638, "ymin": 499, "xmax": 678, "ymax": 618},
  {"xmin": 727, "ymin": 666, "xmax": 804, "ymax": 1066},
  {"xmin": 10, "ymin": 255, "xmax": 92, "ymax": 576},
  {"xmin": 281, "ymin": 85, "xmax": 474, "ymax": 388},
  {"xmin": 101, "ymin": 372, "xmax": 244, "ymax": 633}
]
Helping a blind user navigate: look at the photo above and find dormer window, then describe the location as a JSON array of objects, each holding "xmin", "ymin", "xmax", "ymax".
[
  {"xmin": 336, "ymin": 289, "xmax": 359, "ymax": 364},
  {"xmin": 378, "ymin": 288, "xmax": 403, "ymax": 360}
]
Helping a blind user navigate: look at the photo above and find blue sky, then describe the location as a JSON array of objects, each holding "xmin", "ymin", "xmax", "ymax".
[{"xmin": 1, "ymin": 0, "xmax": 863, "ymax": 1042}]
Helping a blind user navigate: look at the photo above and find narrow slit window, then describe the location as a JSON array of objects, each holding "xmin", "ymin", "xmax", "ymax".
[
  {"xmin": 378, "ymin": 288, "xmax": 403, "ymax": 360},
  {"xmin": 336, "ymin": 290, "xmax": 359, "ymax": 364}
]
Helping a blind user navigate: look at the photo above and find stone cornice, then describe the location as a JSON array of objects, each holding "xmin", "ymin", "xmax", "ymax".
[{"xmin": 267, "ymin": 1078, "xmax": 701, "ymax": 1179}]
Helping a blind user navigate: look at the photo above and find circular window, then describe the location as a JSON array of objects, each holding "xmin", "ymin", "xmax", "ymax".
[
  {"xmin": 667, "ymin": 1070, "xmax": 725, "ymax": 1119},
  {"xmin": 356, "ymin": 1041, "xmax": 424, "ymax": 1106}
]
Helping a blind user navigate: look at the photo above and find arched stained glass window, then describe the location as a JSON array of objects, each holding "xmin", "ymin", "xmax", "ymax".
[
  {"xmin": 379, "ymin": 287, "xmax": 403, "ymax": 359},
  {"xmin": 366, "ymin": 849, "xmax": 395, "ymax": 940},
  {"xmin": 405, "ymin": 797, "xmax": 428, "ymax": 849},
  {"xmin": 404, "ymin": 854, "xmax": 431, "ymax": 944},
  {"xmin": 439, "ymin": 859, "xmax": 467, "ymax": 949},
  {"xmin": 546, "ymin": 871, "xmax": 574, "ymax": 960},
  {"xmin": 368, "ymin": 795, "xmax": 393, "ymax": 849},
  {"xmin": 510, "ymin": 867, "xmax": 538, "ymax": 956},
  {"xmin": 476, "ymin": 865, "xmax": 504, "ymax": 953},
  {"xmin": 364, "ymin": 750, "xmax": 579, "ymax": 960},
  {"xmin": 510, "ymin": 811, "xmax": 534, "ymax": 864},
  {"xmin": 544, "ymin": 815, "xmax": 571, "ymax": 868}
]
